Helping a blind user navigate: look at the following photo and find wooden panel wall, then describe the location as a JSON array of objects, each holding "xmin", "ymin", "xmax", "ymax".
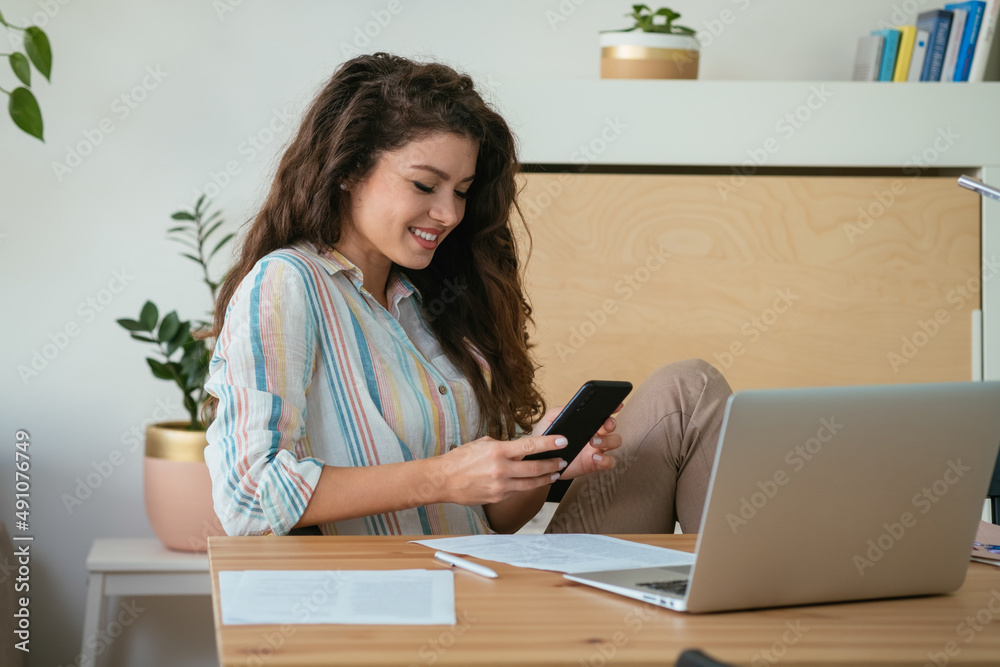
[{"xmin": 514, "ymin": 173, "xmax": 980, "ymax": 403}]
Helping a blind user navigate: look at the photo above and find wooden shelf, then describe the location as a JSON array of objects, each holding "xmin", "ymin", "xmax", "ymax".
[{"xmin": 493, "ymin": 80, "xmax": 1000, "ymax": 168}]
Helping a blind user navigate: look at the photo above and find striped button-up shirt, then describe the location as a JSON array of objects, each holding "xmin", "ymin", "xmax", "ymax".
[{"xmin": 204, "ymin": 241, "xmax": 497, "ymax": 536}]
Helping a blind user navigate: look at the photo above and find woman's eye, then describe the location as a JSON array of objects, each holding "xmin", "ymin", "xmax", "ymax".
[{"xmin": 415, "ymin": 182, "xmax": 469, "ymax": 200}]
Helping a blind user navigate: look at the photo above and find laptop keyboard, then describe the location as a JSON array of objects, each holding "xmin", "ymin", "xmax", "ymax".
[{"xmin": 636, "ymin": 579, "xmax": 689, "ymax": 596}]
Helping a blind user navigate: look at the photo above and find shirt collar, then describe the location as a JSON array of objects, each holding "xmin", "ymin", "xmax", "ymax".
[{"xmin": 302, "ymin": 241, "xmax": 420, "ymax": 306}]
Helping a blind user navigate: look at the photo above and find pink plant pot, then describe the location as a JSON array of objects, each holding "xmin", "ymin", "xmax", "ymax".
[{"xmin": 144, "ymin": 422, "xmax": 226, "ymax": 552}]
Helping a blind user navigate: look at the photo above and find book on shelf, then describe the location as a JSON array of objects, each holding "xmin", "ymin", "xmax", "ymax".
[
  {"xmin": 908, "ymin": 29, "xmax": 932, "ymax": 80},
  {"xmin": 941, "ymin": 8, "xmax": 968, "ymax": 80},
  {"xmin": 852, "ymin": 2, "xmax": 998, "ymax": 81},
  {"xmin": 871, "ymin": 28, "xmax": 902, "ymax": 80},
  {"xmin": 893, "ymin": 26, "xmax": 919, "ymax": 80},
  {"xmin": 946, "ymin": 1, "xmax": 987, "ymax": 80},
  {"xmin": 853, "ymin": 34, "xmax": 885, "ymax": 81},
  {"xmin": 968, "ymin": 0, "xmax": 999, "ymax": 80},
  {"xmin": 918, "ymin": 9, "xmax": 955, "ymax": 80}
]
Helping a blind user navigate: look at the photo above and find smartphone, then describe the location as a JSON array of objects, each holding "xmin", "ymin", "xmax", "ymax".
[
  {"xmin": 523, "ymin": 380, "xmax": 633, "ymax": 463},
  {"xmin": 958, "ymin": 175, "xmax": 1000, "ymax": 204}
]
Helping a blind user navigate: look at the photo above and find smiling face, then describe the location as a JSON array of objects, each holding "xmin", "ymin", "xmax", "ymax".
[{"xmin": 337, "ymin": 132, "xmax": 478, "ymax": 299}]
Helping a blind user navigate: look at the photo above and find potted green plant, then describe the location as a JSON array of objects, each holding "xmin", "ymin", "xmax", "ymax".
[
  {"xmin": 117, "ymin": 195, "xmax": 234, "ymax": 552},
  {"xmin": 599, "ymin": 4, "xmax": 700, "ymax": 80}
]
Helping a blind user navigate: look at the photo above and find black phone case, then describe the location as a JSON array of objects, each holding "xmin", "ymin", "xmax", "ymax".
[{"xmin": 523, "ymin": 380, "xmax": 633, "ymax": 463}]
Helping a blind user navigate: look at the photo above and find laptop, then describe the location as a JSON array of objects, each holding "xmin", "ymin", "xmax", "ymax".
[{"xmin": 564, "ymin": 382, "xmax": 1000, "ymax": 613}]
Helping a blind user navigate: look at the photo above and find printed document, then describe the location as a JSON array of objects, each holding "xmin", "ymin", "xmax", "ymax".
[
  {"xmin": 412, "ymin": 534, "xmax": 694, "ymax": 573},
  {"xmin": 219, "ymin": 569, "xmax": 455, "ymax": 625}
]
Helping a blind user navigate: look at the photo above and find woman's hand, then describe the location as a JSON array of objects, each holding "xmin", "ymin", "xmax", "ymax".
[
  {"xmin": 533, "ymin": 403, "xmax": 625, "ymax": 481},
  {"xmin": 438, "ymin": 435, "xmax": 570, "ymax": 506}
]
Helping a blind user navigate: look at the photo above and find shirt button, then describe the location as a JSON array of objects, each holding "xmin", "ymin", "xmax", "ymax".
[{"xmin": 438, "ymin": 385, "xmax": 448, "ymax": 395}]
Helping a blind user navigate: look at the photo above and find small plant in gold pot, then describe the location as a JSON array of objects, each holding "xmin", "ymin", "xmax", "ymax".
[
  {"xmin": 117, "ymin": 196, "xmax": 233, "ymax": 552},
  {"xmin": 600, "ymin": 4, "xmax": 700, "ymax": 80}
]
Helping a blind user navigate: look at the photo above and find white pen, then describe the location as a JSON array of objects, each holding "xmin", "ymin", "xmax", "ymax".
[{"xmin": 433, "ymin": 551, "xmax": 499, "ymax": 579}]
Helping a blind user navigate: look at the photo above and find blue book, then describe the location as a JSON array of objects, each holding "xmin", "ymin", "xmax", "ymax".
[
  {"xmin": 945, "ymin": 1, "xmax": 986, "ymax": 81},
  {"xmin": 917, "ymin": 10, "xmax": 955, "ymax": 80},
  {"xmin": 871, "ymin": 29, "xmax": 901, "ymax": 81}
]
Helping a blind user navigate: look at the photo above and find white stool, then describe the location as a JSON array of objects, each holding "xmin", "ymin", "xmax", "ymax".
[{"xmin": 82, "ymin": 539, "xmax": 210, "ymax": 666}]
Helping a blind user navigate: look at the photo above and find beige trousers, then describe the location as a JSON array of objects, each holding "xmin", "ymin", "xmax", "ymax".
[{"xmin": 546, "ymin": 359, "xmax": 734, "ymax": 535}]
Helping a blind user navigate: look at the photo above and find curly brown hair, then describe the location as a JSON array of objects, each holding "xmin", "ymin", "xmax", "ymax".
[{"xmin": 201, "ymin": 52, "xmax": 545, "ymax": 441}]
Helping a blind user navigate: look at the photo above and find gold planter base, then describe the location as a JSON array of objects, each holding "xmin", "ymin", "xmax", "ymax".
[{"xmin": 601, "ymin": 45, "xmax": 699, "ymax": 80}]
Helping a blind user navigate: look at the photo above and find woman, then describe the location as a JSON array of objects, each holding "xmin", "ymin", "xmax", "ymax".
[{"xmin": 202, "ymin": 52, "xmax": 733, "ymax": 538}]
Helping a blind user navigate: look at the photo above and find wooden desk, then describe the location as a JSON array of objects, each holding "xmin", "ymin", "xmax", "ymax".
[{"xmin": 209, "ymin": 534, "xmax": 1000, "ymax": 666}]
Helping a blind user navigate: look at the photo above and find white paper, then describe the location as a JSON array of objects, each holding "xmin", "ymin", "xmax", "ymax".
[
  {"xmin": 219, "ymin": 569, "xmax": 455, "ymax": 625},
  {"xmin": 411, "ymin": 534, "xmax": 694, "ymax": 574}
]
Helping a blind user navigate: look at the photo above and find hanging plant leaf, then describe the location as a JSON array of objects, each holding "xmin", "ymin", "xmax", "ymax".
[
  {"xmin": 10, "ymin": 53, "xmax": 30, "ymax": 86},
  {"xmin": 9, "ymin": 87, "xmax": 43, "ymax": 140},
  {"xmin": 171, "ymin": 211, "xmax": 196, "ymax": 221},
  {"xmin": 23, "ymin": 27, "xmax": 51, "ymax": 81}
]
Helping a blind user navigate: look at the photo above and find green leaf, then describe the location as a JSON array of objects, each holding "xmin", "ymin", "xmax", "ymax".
[
  {"xmin": 10, "ymin": 53, "xmax": 30, "ymax": 86},
  {"xmin": 180, "ymin": 252, "xmax": 204, "ymax": 265},
  {"xmin": 202, "ymin": 219, "xmax": 224, "ymax": 241},
  {"xmin": 146, "ymin": 357, "xmax": 174, "ymax": 381},
  {"xmin": 171, "ymin": 211, "xmax": 196, "ymax": 221},
  {"xmin": 166, "ymin": 322, "xmax": 191, "ymax": 356},
  {"xmin": 170, "ymin": 236, "xmax": 200, "ymax": 252},
  {"xmin": 158, "ymin": 311, "xmax": 181, "ymax": 343},
  {"xmin": 139, "ymin": 301, "xmax": 159, "ymax": 330},
  {"xmin": 117, "ymin": 317, "xmax": 146, "ymax": 332},
  {"xmin": 195, "ymin": 194, "xmax": 207, "ymax": 214},
  {"xmin": 208, "ymin": 232, "xmax": 235, "ymax": 260},
  {"xmin": 23, "ymin": 27, "xmax": 51, "ymax": 81},
  {"xmin": 129, "ymin": 333, "xmax": 157, "ymax": 343},
  {"xmin": 0, "ymin": 10, "xmax": 7, "ymax": 27},
  {"xmin": 167, "ymin": 225, "xmax": 191, "ymax": 234},
  {"xmin": 8, "ymin": 87, "xmax": 43, "ymax": 141}
]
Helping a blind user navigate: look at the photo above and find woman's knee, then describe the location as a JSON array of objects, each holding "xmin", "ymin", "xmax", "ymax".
[{"xmin": 645, "ymin": 358, "xmax": 730, "ymax": 394}]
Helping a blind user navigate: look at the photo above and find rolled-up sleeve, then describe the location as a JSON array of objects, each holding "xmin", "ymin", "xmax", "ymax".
[{"xmin": 204, "ymin": 257, "xmax": 324, "ymax": 536}]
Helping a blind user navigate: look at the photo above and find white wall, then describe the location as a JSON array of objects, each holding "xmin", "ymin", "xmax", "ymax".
[{"xmin": 0, "ymin": 1, "xmax": 966, "ymax": 665}]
